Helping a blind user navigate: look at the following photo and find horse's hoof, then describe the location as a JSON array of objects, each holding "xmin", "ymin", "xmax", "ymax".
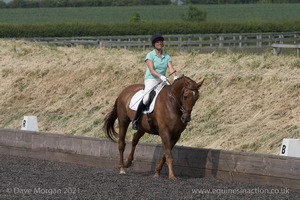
[
  {"xmin": 153, "ymin": 173, "xmax": 160, "ymax": 178},
  {"xmin": 124, "ymin": 161, "xmax": 132, "ymax": 168},
  {"xmin": 119, "ymin": 169, "xmax": 126, "ymax": 174},
  {"xmin": 169, "ymin": 176, "xmax": 177, "ymax": 181}
]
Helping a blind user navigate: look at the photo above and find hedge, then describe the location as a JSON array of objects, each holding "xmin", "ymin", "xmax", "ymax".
[{"xmin": 1, "ymin": 20, "xmax": 300, "ymax": 38}]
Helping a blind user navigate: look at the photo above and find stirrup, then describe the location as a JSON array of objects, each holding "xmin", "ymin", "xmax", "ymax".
[{"xmin": 132, "ymin": 120, "xmax": 138, "ymax": 130}]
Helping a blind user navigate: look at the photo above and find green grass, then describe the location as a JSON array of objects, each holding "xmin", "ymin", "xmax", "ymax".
[{"xmin": 1, "ymin": 4, "xmax": 300, "ymax": 25}]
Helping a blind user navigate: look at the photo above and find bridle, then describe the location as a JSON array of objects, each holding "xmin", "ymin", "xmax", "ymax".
[{"xmin": 169, "ymin": 81, "xmax": 198, "ymax": 123}]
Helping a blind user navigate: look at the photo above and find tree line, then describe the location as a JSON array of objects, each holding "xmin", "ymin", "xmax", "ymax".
[{"xmin": 1, "ymin": 0, "xmax": 300, "ymax": 8}]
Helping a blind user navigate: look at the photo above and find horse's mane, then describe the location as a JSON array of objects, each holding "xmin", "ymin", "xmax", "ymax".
[{"xmin": 173, "ymin": 75, "xmax": 198, "ymax": 90}]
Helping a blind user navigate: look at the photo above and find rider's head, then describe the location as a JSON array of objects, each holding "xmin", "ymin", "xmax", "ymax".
[{"xmin": 151, "ymin": 33, "xmax": 164, "ymax": 47}]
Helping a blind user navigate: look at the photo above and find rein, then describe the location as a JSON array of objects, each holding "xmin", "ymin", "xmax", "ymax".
[{"xmin": 169, "ymin": 90, "xmax": 191, "ymax": 115}]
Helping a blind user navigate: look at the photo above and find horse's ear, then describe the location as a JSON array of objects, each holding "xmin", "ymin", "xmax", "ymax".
[{"xmin": 197, "ymin": 78, "xmax": 205, "ymax": 89}]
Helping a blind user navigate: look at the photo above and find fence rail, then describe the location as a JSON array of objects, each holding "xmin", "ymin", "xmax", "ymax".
[
  {"xmin": 24, "ymin": 32, "xmax": 300, "ymax": 51},
  {"xmin": 272, "ymin": 43, "xmax": 300, "ymax": 56}
]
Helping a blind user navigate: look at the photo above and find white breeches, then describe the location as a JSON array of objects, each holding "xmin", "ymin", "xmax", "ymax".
[{"xmin": 142, "ymin": 78, "xmax": 161, "ymax": 105}]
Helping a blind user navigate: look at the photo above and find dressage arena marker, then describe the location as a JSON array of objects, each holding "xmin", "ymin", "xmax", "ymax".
[
  {"xmin": 21, "ymin": 116, "xmax": 39, "ymax": 132},
  {"xmin": 279, "ymin": 138, "xmax": 300, "ymax": 158}
]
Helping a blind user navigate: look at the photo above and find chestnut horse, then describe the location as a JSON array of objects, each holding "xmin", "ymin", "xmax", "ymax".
[{"xmin": 103, "ymin": 75, "xmax": 204, "ymax": 180}]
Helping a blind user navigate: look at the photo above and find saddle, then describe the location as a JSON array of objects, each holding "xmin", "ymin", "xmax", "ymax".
[
  {"xmin": 129, "ymin": 81, "xmax": 167, "ymax": 134},
  {"xmin": 129, "ymin": 81, "xmax": 166, "ymax": 113}
]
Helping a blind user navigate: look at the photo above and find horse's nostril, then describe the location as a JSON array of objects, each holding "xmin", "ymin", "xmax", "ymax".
[{"xmin": 181, "ymin": 116, "xmax": 185, "ymax": 123}]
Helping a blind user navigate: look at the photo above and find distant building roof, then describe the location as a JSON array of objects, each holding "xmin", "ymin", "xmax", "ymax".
[
  {"xmin": 170, "ymin": 0, "xmax": 184, "ymax": 5},
  {"xmin": 2, "ymin": 0, "xmax": 13, "ymax": 3}
]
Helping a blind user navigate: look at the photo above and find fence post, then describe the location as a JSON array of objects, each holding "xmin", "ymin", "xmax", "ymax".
[
  {"xmin": 279, "ymin": 34, "xmax": 284, "ymax": 44},
  {"xmin": 239, "ymin": 35, "xmax": 243, "ymax": 47},
  {"xmin": 219, "ymin": 35, "xmax": 224, "ymax": 47},
  {"xmin": 199, "ymin": 36, "xmax": 202, "ymax": 48},
  {"xmin": 257, "ymin": 34, "xmax": 262, "ymax": 47},
  {"xmin": 178, "ymin": 36, "xmax": 182, "ymax": 50}
]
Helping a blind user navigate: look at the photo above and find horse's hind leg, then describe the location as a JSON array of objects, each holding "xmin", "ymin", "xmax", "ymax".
[
  {"xmin": 118, "ymin": 118, "xmax": 130, "ymax": 174},
  {"xmin": 125, "ymin": 130, "xmax": 145, "ymax": 168}
]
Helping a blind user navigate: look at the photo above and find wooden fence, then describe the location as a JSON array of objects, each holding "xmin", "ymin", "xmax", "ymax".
[{"xmin": 25, "ymin": 32, "xmax": 300, "ymax": 51}]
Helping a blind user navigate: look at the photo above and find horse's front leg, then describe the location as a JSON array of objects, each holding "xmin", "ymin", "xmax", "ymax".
[
  {"xmin": 154, "ymin": 154, "xmax": 166, "ymax": 178},
  {"xmin": 164, "ymin": 146, "xmax": 176, "ymax": 180},
  {"xmin": 125, "ymin": 130, "xmax": 145, "ymax": 168},
  {"xmin": 156, "ymin": 135, "xmax": 179, "ymax": 180}
]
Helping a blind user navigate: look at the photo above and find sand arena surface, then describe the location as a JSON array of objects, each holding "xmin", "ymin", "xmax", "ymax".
[{"xmin": 0, "ymin": 155, "xmax": 299, "ymax": 199}]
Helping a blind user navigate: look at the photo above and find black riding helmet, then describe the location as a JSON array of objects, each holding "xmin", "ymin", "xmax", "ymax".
[{"xmin": 151, "ymin": 33, "xmax": 164, "ymax": 46}]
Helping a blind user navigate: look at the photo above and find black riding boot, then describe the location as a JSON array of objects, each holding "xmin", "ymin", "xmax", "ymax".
[{"xmin": 132, "ymin": 101, "xmax": 146, "ymax": 130}]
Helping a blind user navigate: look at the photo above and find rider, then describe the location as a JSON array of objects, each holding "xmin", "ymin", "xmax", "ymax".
[{"xmin": 132, "ymin": 33, "xmax": 177, "ymax": 130}]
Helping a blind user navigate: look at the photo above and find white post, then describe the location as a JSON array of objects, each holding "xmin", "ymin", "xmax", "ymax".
[
  {"xmin": 279, "ymin": 138, "xmax": 300, "ymax": 158},
  {"xmin": 21, "ymin": 116, "xmax": 39, "ymax": 132}
]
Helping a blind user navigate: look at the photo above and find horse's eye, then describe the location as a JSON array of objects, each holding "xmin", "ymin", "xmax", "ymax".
[{"xmin": 183, "ymin": 96, "xmax": 188, "ymax": 100}]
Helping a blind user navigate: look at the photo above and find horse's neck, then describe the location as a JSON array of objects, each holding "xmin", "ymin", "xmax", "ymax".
[{"xmin": 171, "ymin": 80, "xmax": 184, "ymax": 98}]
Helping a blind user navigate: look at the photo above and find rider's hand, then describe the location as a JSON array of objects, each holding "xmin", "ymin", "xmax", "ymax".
[{"xmin": 160, "ymin": 75, "xmax": 167, "ymax": 82}]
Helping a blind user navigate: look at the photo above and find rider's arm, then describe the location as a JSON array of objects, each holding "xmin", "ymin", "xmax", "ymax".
[{"xmin": 145, "ymin": 59, "xmax": 162, "ymax": 78}]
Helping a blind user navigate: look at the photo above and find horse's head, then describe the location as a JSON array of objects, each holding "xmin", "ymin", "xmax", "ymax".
[{"xmin": 171, "ymin": 75, "xmax": 204, "ymax": 123}]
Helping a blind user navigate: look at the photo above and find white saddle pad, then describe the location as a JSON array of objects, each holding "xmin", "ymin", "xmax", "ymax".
[{"xmin": 129, "ymin": 82, "xmax": 166, "ymax": 114}]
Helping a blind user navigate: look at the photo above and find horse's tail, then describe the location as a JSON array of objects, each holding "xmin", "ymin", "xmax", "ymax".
[{"xmin": 103, "ymin": 98, "xmax": 118, "ymax": 142}]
